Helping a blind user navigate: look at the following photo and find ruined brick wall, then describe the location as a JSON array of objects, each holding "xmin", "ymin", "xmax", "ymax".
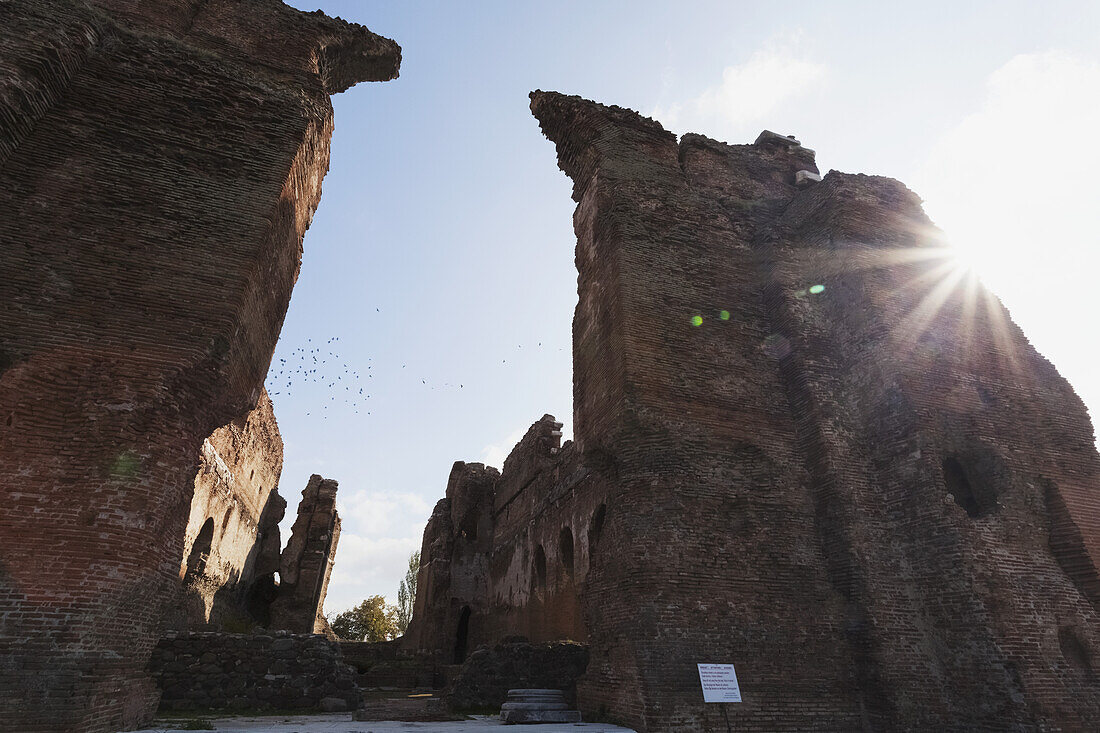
[
  {"xmin": 403, "ymin": 460, "xmax": 497, "ymax": 657},
  {"xmin": 408, "ymin": 91, "xmax": 1100, "ymax": 732},
  {"xmin": 269, "ymin": 474, "xmax": 342, "ymax": 634},
  {"xmin": 0, "ymin": 2, "xmax": 399, "ymax": 730},
  {"xmin": 168, "ymin": 388, "xmax": 285, "ymax": 630},
  {"xmin": 404, "ymin": 414, "xmax": 610, "ymax": 662},
  {"xmin": 485, "ymin": 416, "xmax": 604, "ymax": 647}
]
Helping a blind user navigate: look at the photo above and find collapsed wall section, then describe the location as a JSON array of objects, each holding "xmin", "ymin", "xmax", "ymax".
[
  {"xmin": 0, "ymin": 2, "xmax": 399, "ymax": 730},
  {"xmin": 150, "ymin": 630, "xmax": 361, "ymax": 713},
  {"xmin": 270, "ymin": 474, "xmax": 342, "ymax": 634}
]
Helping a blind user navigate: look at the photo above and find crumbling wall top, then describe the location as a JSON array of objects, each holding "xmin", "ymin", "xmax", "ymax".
[
  {"xmin": 87, "ymin": 0, "xmax": 400, "ymax": 93},
  {"xmin": 495, "ymin": 415, "xmax": 564, "ymax": 514},
  {"xmin": 529, "ymin": 90, "xmax": 678, "ymax": 201}
]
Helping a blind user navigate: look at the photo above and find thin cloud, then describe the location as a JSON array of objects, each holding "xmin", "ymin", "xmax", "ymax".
[
  {"xmin": 338, "ymin": 488, "xmax": 431, "ymax": 537},
  {"xmin": 653, "ymin": 33, "xmax": 826, "ymax": 139}
]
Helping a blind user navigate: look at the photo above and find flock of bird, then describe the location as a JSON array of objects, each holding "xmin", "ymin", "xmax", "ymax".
[
  {"xmin": 264, "ymin": 337, "xmax": 370, "ymax": 418},
  {"xmin": 263, "ymin": 335, "xmax": 563, "ymax": 420}
]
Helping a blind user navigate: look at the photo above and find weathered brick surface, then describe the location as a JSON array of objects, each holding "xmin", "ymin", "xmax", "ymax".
[
  {"xmin": 404, "ymin": 460, "xmax": 499, "ymax": 656},
  {"xmin": 0, "ymin": 2, "xmax": 398, "ymax": 730},
  {"xmin": 404, "ymin": 416, "xmax": 604, "ymax": 662},
  {"xmin": 407, "ymin": 92, "xmax": 1100, "ymax": 732}
]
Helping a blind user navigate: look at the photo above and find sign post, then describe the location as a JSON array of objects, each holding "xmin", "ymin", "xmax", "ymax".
[{"xmin": 698, "ymin": 663, "xmax": 741, "ymax": 733}]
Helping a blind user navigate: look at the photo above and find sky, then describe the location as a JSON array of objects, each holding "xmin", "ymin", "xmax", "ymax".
[{"xmin": 275, "ymin": 0, "xmax": 1100, "ymax": 616}]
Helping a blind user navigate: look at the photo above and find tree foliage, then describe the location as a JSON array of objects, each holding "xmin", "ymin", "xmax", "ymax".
[
  {"xmin": 328, "ymin": 550, "xmax": 420, "ymax": 642},
  {"xmin": 329, "ymin": 595, "xmax": 398, "ymax": 642},
  {"xmin": 395, "ymin": 550, "xmax": 420, "ymax": 635}
]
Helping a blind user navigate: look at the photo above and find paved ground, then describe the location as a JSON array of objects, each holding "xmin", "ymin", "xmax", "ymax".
[{"xmin": 132, "ymin": 713, "xmax": 636, "ymax": 733}]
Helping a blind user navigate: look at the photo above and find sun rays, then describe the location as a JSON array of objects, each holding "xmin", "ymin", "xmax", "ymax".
[
  {"xmin": 779, "ymin": 232, "xmax": 1026, "ymax": 376},
  {"xmin": 862, "ymin": 239, "xmax": 1025, "ymax": 376}
]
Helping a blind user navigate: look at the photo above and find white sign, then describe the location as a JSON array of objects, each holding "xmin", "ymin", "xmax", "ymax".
[{"xmin": 698, "ymin": 663, "xmax": 742, "ymax": 703}]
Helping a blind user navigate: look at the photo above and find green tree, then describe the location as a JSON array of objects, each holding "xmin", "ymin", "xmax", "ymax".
[
  {"xmin": 329, "ymin": 595, "xmax": 399, "ymax": 642},
  {"xmin": 395, "ymin": 550, "xmax": 420, "ymax": 635}
]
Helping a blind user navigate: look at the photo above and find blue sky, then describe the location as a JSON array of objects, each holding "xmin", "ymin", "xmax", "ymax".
[{"xmin": 277, "ymin": 1, "xmax": 1100, "ymax": 614}]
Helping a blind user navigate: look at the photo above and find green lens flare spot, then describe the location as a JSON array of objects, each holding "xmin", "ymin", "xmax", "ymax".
[
  {"xmin": 809, "ymin": 284, "xmax": 825, "ymax": 295},
  {"xmin": 691, "ymin": 315, "xmax": 703, "ymax": 327},
  {"xmin": 719, "ymin": 310, "xmax": 730, "ymax": 321}
]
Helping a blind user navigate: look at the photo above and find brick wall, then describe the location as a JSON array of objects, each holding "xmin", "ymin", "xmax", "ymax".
[
  {"xmin": 532, "ymin": 91, "xmax": 1100, "ymax": 731},
  {"xmin": 403, "ymin": 416, "xmax": 607, "ymax": 664},
  {"xmin": 0, "ymin": 2, "xmax": 399, "ymax": 730}
]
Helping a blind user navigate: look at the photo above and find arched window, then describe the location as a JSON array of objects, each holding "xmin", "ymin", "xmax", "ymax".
[
  {"xmin": 220, "ymin": 508, "xmax": 234, "ymax": 534},
  {"xmin": 559, "ymin": 527, "xmax": 574, "ymax": 577},
  {"xmin": 459, "ymin": 508, "xmax": 478, "ymax": 542}
]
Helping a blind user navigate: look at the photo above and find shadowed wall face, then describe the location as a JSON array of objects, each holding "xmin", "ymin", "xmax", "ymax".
[{"xmin": 0, "ymin": 2, "xmax": 398, "ymax": 730}]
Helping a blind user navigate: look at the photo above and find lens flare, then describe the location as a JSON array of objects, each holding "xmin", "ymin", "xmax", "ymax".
[
  {"xmin": 691, "ymin": 315, "xmax": 703, "ymax": 327},
  {"xmin": 809, "ymin": 284, "xmax": 825, "ymax": 294}
]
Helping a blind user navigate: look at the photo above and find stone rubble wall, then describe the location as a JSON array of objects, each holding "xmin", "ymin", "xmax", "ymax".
[
  {"xmin": 444, "ymin": 638, "xmax": 589, "ymax": 712},
  {"xmin": 150, "ymin": 631, "xmax": 361, "ymax": 713}
]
